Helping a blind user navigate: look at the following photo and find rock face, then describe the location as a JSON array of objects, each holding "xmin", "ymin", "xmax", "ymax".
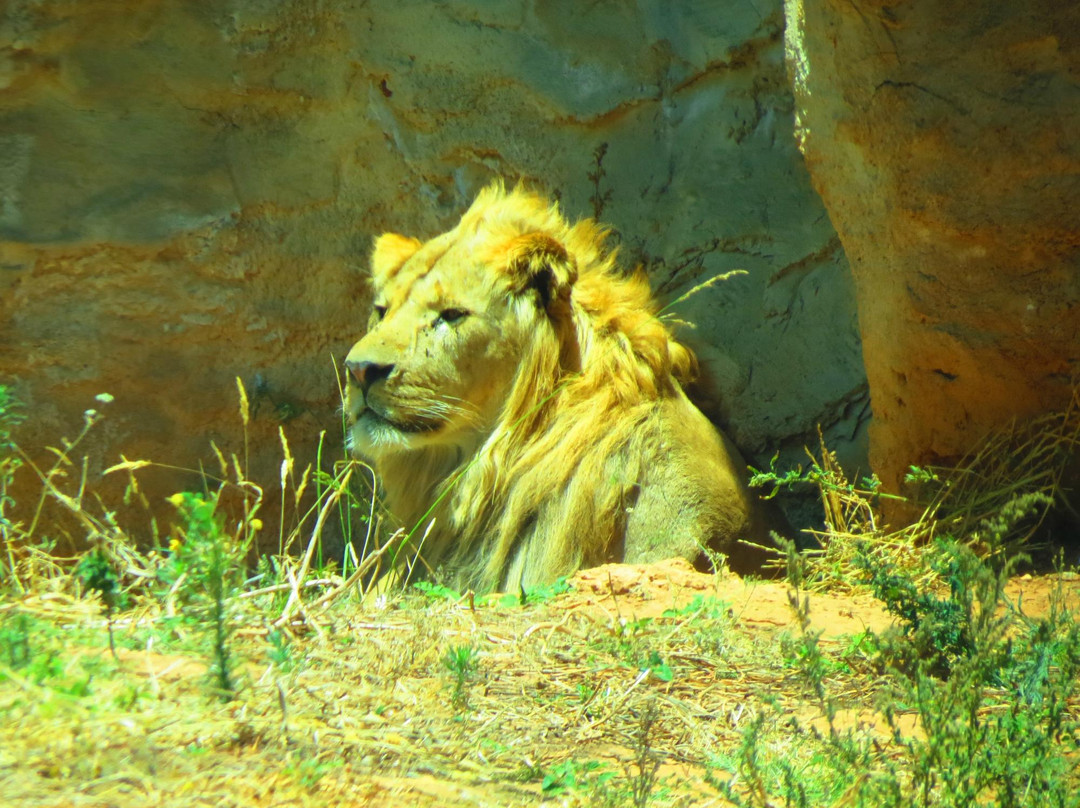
[
  {"xmin": 0, "ymin": 1, "xmax": 865, "ymax": 544},
  {"xmin": 786, "ymin": 0, "xmax": 1080, "ymax": 500}
]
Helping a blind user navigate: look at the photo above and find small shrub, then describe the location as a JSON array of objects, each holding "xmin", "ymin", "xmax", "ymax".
[
  {"xmin": 854, "ymin": 538, "xmax": 996, "ymax": 678},
  {"xmin": 718, "ymin": 534, "xmax": 1080, "ymax": 808}
]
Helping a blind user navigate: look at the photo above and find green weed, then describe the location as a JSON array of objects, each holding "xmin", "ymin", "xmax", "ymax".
[
  {"xmin": 442, "ymin": 643, "xmax": 479, "ymax": 711},
  {"xmin": 494, "ymin": 575, "xmax": 573, "ymax": 607},
  {"xmin": 855, "ymin": 538, "xmax": 998, "ymax": 677},
  {"xmin": 415, "ymin": 575, "xmax": 574, "ymax": 608},
  {"xmin": 707, "ymin": 704, "xmax": 857, "ymax": 808},
  {"xmin": 284, "ymin": 756, "xmax": 345, "ymax": 789},
  {"xmin": 542, "ymin": 758, "xmax": 616, "ymax": 797},
  {"xmin": 74, "ymin": 548, "xmax": 121, "ymax": 611},
  {"xmin": 265, "ymin": 629, "xmax": 293, "ymax": 672},
  {"xmin": 166, "ymin": 491, "xmax": 248, "ymax": 700},
  {"xmin": 414, "ymin": 580, "xmax": 464, "ymax": 602},
  {"xmin": 0, "ymin": 611, "xmax": 34, "ymax": 670},
  {"xmin": 661, "ymin": 594, "xmax": 731, "ymax": 621},
  {"xmin": 0, "ymin": 384, "xmax": 25, "ymax": 589},
  {"xmin": 749, "ymin": 448, "xmax": 893, "ymax": 509},
  {"xmin": 625, "ymin": 700, "xmax": 663, "ymax": 808}
]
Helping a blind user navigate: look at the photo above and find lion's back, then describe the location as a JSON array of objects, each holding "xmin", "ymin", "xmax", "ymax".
[{"xmin": 619, "ymin": 392, "xmax": 772, "ymax": 575}]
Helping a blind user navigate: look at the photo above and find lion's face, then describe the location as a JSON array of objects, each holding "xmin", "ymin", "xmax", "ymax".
[{"xmin": 344, "ymin": 218, "xmax": 574, "ymax": 459}]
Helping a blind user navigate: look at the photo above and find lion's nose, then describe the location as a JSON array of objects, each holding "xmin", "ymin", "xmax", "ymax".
[{"xmin": 345, "ymin": 360, "xmax": 394, "ymax": 395}]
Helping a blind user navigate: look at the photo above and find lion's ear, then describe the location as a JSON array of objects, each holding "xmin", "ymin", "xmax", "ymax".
[
  {"xmin": 371, "ymin": 233, "xmax": 422, "ymax": 285},
  {"xmin": 504, "ymin": 233, "xmax": 578, "ymax": 313}
]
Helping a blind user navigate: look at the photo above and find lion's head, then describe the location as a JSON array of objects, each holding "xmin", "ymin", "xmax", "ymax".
[
  {"xmin": 344, "ymin": 183, "xmax": 763, "ymax": 592},
  {"xmin": 345, "ymin": 189, "xmax": 578, "ymax": 458}
]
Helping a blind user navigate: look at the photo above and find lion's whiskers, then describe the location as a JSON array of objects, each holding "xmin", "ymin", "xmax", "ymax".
[{"xmin": 419, "ymin": 395, "xmax": 483, "ymax": 428}]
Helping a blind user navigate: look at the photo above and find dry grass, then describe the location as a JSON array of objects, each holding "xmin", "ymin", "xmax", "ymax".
[
  {"xmin": 1, "ymin": 384, "xmax": 1079, "ymax": 806},
  {"xmin": 764, "ymin": 388, "xmax": 1080, "ymax": 592},
  {"xmin": 0, "ymin": 562, "xmax": 826, "ymax": 807},
  {"xmin": 909, "ymin": 390, "xmax": 1080, "ymax": 552}
]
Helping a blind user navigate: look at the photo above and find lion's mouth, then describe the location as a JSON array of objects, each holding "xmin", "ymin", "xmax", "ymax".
[{"xmin": 358, "ymin": 406, "xmax": 442, "ymax": 435}]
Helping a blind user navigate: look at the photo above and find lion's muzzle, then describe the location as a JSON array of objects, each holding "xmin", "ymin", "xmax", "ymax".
[{"xmin": 345, "ymin": 358, "xmax": 394, "ymax": 396}]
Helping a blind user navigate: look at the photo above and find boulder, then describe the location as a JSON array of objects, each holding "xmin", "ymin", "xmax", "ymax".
[{"xmin": 786, "ymin": 0, "xmax": 1080, "ymax": 500}]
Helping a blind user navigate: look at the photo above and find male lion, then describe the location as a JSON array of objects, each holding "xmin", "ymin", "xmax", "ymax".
[{"xmin": 344, "ymin": 183, "xmax": 770, "ymax": 593}]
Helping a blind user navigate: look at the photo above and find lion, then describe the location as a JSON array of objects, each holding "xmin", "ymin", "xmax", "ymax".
[{"xmin": 343, "ymin": 182, "xmax": 772, "ymax": 593}]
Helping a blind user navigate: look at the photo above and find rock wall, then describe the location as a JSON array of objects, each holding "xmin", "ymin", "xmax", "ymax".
[
  {"xmin": 786, "ymin": 0, "xmax": 1080, "ymax": 501},
  {"xmin": 0, "ymin": 0, "xmax": 866, "ymax": 544}
]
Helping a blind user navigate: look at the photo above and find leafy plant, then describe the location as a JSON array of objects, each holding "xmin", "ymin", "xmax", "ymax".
[
  {"xmin": 706, "ymin": 696, "xmax": 862, "ymax": 808},
  {"xmin": 748, "ymin": 449, "xmax": 890, "ymax": 508},
  {"xmin": 75, "ymin": 546, "xmax": 125, "ymax": 657},
  {"xmin": 642, "ymin": 650, "xmax": 673, "ymax": 683},
  {"xmin": 493, "ymin": 575, "xmax": 574, "ymax": 607},
  {"xmin": 661, "ymin": 594, "xmax": 731, "ymax": 621}
]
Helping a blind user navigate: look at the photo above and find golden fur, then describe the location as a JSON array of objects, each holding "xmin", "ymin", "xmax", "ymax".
[{"xmin": 344, "ymin": 183, "xmax": 766, "ymax": 592}]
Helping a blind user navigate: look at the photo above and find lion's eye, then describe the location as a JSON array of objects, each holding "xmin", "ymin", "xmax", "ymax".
[
  {"xmin": 438, "ymin": 307, "xmax": 470, "ymax": 325},
  {"xmin": 373, "ymin": 304, "xmax": 388, "ymax": 321}
]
